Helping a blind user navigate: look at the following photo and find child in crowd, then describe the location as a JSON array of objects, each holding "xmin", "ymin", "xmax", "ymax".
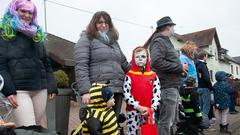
[
  {"xmin": 226, "ymin": 74, "xmax": 239, "ymax": 114},
  {"xmin": 72, "ymin": 83, "xmax": 118, "ymax": 135},
  {"xmin": 179, "ymin": 77, "xmax": 203, "ymax": 135},
  {"xmin": 123, "ymin": 46, "xmax": 161, "ymax": 135},
  {"xmin": 179, "ymin": 41, "xmax": 198, "ymax": 83},
  {"xmin": 213, "ymin": 71, "xmax": 232, "ymax": 134}
]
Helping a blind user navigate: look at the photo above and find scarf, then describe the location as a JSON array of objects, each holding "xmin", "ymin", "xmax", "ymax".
[{"xmin": 97, "ymin": 30, "xmax": 115, "ymax": 45}]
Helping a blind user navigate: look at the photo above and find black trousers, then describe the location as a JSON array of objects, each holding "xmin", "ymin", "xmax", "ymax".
[
  {"xmin": 183, "ymin": 118, "xmax": 201, "ymax": 135},
  {"xmin": 113, "ymin": 93, "xmax": 123, "ymax": 118}
]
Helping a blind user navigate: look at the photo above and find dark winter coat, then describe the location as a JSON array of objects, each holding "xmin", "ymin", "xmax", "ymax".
[
  {"xmin": 0, "ymin": 32, "xmax": 58, "ymax": 97},
  {"xmin": 149, "ymin": 33, "xmax": 182, "ymax": 89},
  {"xmin": 213, "ymin": 71, "xmax": 232, "ymax": 110},
  {"xmin": 195, "ymin": 59, "xmax": 213, "ymax": 91},
  {"xmin": 74, "ymin": 33, "xmax": 130, "ymax": 95}
]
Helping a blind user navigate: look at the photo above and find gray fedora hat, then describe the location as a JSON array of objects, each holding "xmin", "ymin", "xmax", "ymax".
[{"xmin": 156, "ymin": 16, "xmax": 176, "ymax": 29}]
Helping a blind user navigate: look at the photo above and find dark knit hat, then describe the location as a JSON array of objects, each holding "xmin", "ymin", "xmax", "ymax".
[
  {"xmin": 156, "ymin": 16, "xmax": 176, "ymax": 29},
  {"xmin": 101, "ymin": 87, "xmax": 113, "ymax": 102}
]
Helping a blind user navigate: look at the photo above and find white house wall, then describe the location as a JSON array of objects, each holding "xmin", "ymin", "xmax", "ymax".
[
  {"xmin": 206, "ymin": 39, "xmax": 223, "ymax": 83},
  {"xmin": 229, "ymin": 61, "xmax": 240, "ymax": 78},
  {"xmin": 171, "ymin": 38, "xmax": 182, "ymax": 51},
  {"xmin": 218, "ymin": 61, "xmax": 231, "ymax": 74}
]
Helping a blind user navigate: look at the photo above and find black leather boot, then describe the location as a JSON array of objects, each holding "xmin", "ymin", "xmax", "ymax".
[
  {"xmin": 220, "ymin": 124, "xmax": 231, "ymax": 135},
  {"xmin": 219, "ymin": 124, "xmax": 224, "ymax": 133}
]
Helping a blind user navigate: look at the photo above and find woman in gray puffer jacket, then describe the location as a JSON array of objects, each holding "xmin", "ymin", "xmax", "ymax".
[{"xmin": 74, "ymin": 11, "xmax": 130, "ymax": 117}]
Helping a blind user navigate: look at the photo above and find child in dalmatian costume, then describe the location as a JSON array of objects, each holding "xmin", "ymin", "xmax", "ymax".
[{"xmin": 123, "ymin": 46, "xmax": 161, "ymax": 135}]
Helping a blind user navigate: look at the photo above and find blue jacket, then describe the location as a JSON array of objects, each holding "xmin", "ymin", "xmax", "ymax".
[
  {"xmin": 213, "ymin": 71, "xmax": 232, "ymax": 110},
  {"xmin": 180, "ymin": 53, "xmax": 198, "ymax": 82}
]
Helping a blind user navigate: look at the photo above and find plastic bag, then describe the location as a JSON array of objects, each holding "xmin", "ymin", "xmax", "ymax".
[
  {"xmin": 0, "ymin": 93, "xmax": 13, "ymax": 121},
  {"xmin": 140, "ymin": 108, "xmax": 158, "ymax": 135},
  {"xmin": 0, "ymin": 75, "xmax": 14, "ymax": 122}
]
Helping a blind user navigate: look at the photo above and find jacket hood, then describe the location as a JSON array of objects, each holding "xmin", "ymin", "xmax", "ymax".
[
  {"xmin": 195, "ymin": 59, "xmax": 201, "ymax": 66},
  {"xmin": 87, "ymin": 83, "xmax": 109, "ymax": 111},
  {"xmin": 130, "ymin": 46, "xmax": 151, "ymax": 72},
  {"xmin": 215, "ymin": 71, "xmax": 227, "ymax": 82},
  {"xmin": 195, "ymin": 59, "xmax": 206, "ymax": 68}
]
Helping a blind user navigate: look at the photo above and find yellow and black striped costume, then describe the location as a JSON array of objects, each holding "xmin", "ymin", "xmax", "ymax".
[{"xmin": 73, "ymin": 83, "xmax": 119, "ymax": 135}]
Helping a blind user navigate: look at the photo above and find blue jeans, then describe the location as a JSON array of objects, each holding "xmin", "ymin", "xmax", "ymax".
[
  {"xmin": 229, "ymin": 93, "xmax": 236, "ymax": 112},
  {"xmin": 157, "ymin": 88, "xmax": 179, "ymax": 135},
  {"xmin": 197, "ymin": 88, "xmax": 211, "ymax": 115}
]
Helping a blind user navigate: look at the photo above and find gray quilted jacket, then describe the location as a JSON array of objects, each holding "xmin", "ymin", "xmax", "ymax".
[{"xmin": 74, "ymin": 33, "xmax": 130, "ymax": 95}]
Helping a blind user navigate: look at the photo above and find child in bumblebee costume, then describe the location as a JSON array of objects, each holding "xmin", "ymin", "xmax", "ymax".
[
  {"xmin": 179, "ymin": 77, "xmax": 203, "ymax": 135},
  {"xmin": 72, "ymin": 83, "xmax": 119, "ymax": 135}
]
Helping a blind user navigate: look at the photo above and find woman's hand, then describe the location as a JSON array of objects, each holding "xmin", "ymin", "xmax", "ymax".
[
  {"xmin": 7, "ymin": 95, "xmax": 18, "ymax": 108},
  {"xmin": 48, "ymin": 93, "xmax": 57, "ymax": 100},
  {"xmin": 82, "ymin": 93, "xmax": 90, "ymax": 104}
]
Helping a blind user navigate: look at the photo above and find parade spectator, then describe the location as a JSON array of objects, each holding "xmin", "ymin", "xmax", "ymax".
[
  {"xmin": 213, "ymin": 71, "xmax": 232, "ymax": 134},
  {"xmin": 179, "ymin": 77, "xmax": 203, "ymax": 135},
  {"xmin": 74, "ymin": 11, "xmax": 130, "ymax": 117},
  {"xmin": 123, "ymin": 46, "xmax": 160, "ymax": 135},
  {"xmin": 0, "ymin": 0, "xmax": 57, "ymax": 127},
  {"xmin": 72, "ymin": 83, "xmax": 119, "ymax": 135},
  {"xmin": 146, "ymin": 16, "xmax": 188, "ymax": 135},
  {"xmin": 180, "ymin": 41, "xmax": 198, "ymax": 84},
  {"xmin": 226, "ymin": 74, "xmax": 239, "ymax": 114},
  {"xmin": 195, "ymin": 49, "xmax": 213, "ymax": 128}
]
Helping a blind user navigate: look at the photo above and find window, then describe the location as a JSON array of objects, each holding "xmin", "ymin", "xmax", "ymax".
[
  {"xmin": 236, "ymin": 66, "xmax": 239, "ymax": 75},
  {"xmin": 210, "ymin": 70, "xmax": 213, "ymax": 81},
  {"xmin": 215, "ymin": 52, "xmax": 217, "ymax": 60},
  {"xmin": 231, "ymin": 65, "xmax": 234, "ymax": 74}
]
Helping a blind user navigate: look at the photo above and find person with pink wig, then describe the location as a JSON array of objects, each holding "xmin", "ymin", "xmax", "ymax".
[{"xmin": 0, "ymin": 0, "xmax": 58, "ymax": 127}]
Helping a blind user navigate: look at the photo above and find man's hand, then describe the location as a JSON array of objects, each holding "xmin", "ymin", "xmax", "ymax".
[
  {"xmin": 182, "ymin": 63, "xmax": 188, "ymax": 73},
  {"xmin": 7, "ymin": 95, "xmax": 18, "ymax": 108}
]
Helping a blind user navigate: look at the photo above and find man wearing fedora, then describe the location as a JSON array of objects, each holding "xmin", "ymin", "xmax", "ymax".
[{"xmin": 148, "ymin": 16, "xmax": 188, "ymax": 135}]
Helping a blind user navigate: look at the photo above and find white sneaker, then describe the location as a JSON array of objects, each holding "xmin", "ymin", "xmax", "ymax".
[{"xmin": 209, "ymin": 118, "xmax": 216, "ymax": 126}]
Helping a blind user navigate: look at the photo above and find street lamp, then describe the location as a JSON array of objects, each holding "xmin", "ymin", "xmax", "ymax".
[{"xmin": 43, "ymin": 0, "xmax": 47, "ymax": 32}]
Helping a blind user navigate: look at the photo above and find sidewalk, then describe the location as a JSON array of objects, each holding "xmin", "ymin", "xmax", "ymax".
[
  {"xmin": 204, "ymin": 106, "xmax": 240, "ymax": 135},
  {"xmin": 43, "ymin": 102, "xmax": 240, "ymax": 135}
]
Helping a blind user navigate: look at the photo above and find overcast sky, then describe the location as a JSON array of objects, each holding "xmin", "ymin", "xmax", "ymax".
[{"xmin": 1, "ymin": 0, "xmax": 240, "ymax": 60}]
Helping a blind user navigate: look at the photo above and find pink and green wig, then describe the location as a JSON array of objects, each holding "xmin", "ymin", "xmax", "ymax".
[{"xmin": 0, "ymin": 0, "xmax": 45, "ymax": 42}]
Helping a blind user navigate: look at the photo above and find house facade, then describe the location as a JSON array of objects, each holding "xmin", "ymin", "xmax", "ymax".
[
  {"xmin": 45, "ymin": 28, "xmax": 240, "ymax": 83},
  {"xmin": 45, "ymin": 33, "xmax": 75, "ymax": 85}
]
